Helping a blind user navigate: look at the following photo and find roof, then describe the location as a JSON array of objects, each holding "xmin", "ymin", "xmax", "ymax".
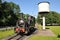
[{"xmin": 38, "ymin": 1, "xmax": 50, "ymax": 5}]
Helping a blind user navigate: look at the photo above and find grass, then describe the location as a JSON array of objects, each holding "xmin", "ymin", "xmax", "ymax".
[
  {"xmin": 47, "ymin": 26, "xmax": 60, "ymax": 35},
  {"xmin": 0, "ymin": 29, "xmax": 14, "ymax": 40},
  {"xmin": 28, "ymin": 24, "xmax": 60, "ymax": 40},
  {"xmin": 29, "ymin": 36, "xmax": 59, "ymax": 40},
  {"xmin": 37, "ymin": 24, "xmax": 42, "ymax": 30}
]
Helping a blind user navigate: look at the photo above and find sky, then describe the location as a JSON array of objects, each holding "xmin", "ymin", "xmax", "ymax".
[{"xmin": 4, "ymin": 0, "xmax": 60, "ymax": 18}]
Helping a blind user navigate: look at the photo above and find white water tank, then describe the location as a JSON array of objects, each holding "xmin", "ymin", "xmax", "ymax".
[{"xmin": 38, "ymin": 2, "xmax": 50, "ymax": 13}]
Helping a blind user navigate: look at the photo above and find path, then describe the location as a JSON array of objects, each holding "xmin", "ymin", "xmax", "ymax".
[
  {"xmin": 35, "ymin": 29, "xmax": 55, "ymax": 36},
  {"xmin": 35, "ymin": 23, "xmax": 55, "ymax": 36}
]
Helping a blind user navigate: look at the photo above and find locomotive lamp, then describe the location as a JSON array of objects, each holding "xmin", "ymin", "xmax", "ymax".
[{"xmin": 38, "ymin": 2, "xmax": 50, "ymax": 30}]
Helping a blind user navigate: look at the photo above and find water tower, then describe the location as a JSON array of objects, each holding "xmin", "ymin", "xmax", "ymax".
[{"xmin": 38, "ymin": 2, "xmax": 50, "ymax": 30}]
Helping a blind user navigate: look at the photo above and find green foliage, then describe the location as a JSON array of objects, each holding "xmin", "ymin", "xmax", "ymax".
[
  {"xmin": 23, "ymin": 14, "xmax": 29, "ymax": 21},
  {"xmin": 0, "ymin": 1, "xmax": 35, "ymax": 27},
  {"xmin": 37, "ymin": 11, "xmax": 60, "ymax": 25},
  {"xmin": 37, "ymin": 14, "xmax": 42, "ymax": 24},
  {"xmin": 0, "ymin": 0, "xmax": 1, "ymax": 3},
  {"xmin": 0, "ymin": 1, "xmax": 20, "ymax": 26}
]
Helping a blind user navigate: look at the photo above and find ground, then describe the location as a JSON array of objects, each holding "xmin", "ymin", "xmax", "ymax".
[
  {"xmin": 35, "ymin": 29, "xmax": 55, "ymax": 36},
  {"xmin": 28, "ymin": 24, "xmax": 60, "ymax": 40},
  {"xmin": 0, "ymin": 29, "xmax": 14, "ymax": 40},
  {"xmin": 0, "ymin": 24, "xmax": 60, "ymax": 40}
]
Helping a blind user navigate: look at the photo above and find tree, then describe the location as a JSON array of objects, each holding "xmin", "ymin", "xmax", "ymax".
[
  {"xmin": 0, "ymin": 0, "xmax": 2, "ymax": 4},
  {"xmin": 0, "ymin": 1, "xmax": 20, "ymax": 26},
  {"xmin": 37, "ymin": 11, "xmax": 60, "ymax": 26}
]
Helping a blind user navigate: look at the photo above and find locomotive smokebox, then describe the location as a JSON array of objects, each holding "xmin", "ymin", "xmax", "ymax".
[{"xmin": 38, "ymin": 2, "xmax": 50, "ymax": 14}]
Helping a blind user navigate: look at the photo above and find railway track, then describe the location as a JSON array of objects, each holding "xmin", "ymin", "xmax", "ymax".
[
  {"xmin": 2, "ymin": 28, "xmax": 37, "ymax": 40},
  {"xmin": 8, "ymin": 35, "xmax": 25, "ymax": 40},
  {"xmin": 2, "ymin": 33, "xmax": 26, "ymax": 40}
]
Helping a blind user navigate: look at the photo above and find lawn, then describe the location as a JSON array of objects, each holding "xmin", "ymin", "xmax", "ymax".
[
  {"xmin": 29, "ymin": 36, "xmax": 59, "ymax": 40},
  {"xmin": 0, "ymin": 29, "xmax": 14, "ymax": 40},
  {"xmin": 28, "ymin": 24, "xmax": 60, "ymax": 40},
  {"xmin": 47, "ymin": 26, "xmax": 60, "ymax": 35}
]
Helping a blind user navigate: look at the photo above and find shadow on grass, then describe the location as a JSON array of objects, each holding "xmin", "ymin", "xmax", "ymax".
[
  {"xmin": 57, "ymin": 34, "xmax": 60, "ymax": 38},
  {"xmin": 46, "ymin": 28, "xmax": 50, "ymax": 29}
]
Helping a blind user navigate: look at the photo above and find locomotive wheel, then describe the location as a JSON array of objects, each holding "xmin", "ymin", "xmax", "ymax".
[
  {"xmin": 19, "ymin": 32, "xmax": 24, "ymax": 36},
  {"xmin": 29, "ymin": 27, "xmax": 35, "ymax": 33}
]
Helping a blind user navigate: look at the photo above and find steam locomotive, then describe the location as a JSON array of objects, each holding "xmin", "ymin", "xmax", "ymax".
[{"xmin": 14, "ymin": 13, "xmax": 35, "ymax": 35}]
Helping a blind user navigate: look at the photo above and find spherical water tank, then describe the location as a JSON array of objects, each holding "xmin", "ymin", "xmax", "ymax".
[{"xmin": 38, "ymin": 2, "xmax": 50, "ymax": 13}]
